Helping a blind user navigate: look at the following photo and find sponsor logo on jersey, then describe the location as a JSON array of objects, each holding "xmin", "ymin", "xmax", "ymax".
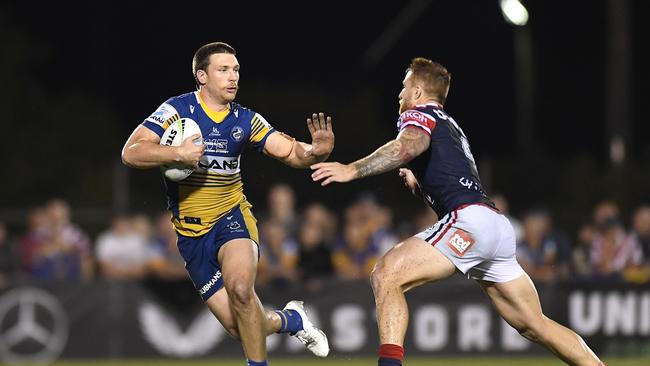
[
  {"xmin": 183, "ymin": 217, "xmax": 201, "ymax": 224},
  {"xmin": 425, "ymin": 194, "xmax": 435, "ymax": 206},
  {"xmin": 458, "ymin": 177, "xmax": 484, "ymax": 194},
  {"xmin": 447, "ymin": 229, "xmax": 475, "ymax": 256},
  {"xmin": 209, "ymin": 126, "xmax": 221, "ymax": 137},
  {"xmin": 400, "ymin": 110, "xmax": 435, "ymax": 126},
  {"xmin": 146, "ymin": 103, "xmax": 177, "ymax": 126},
  {"xmin": 197, "ymin": 156, "xmax": 240, "ymax": 173},
  {"xmin": 148, "ymin": 114, "xmax": 165, "ymax": 124},
  {"xmin": 199, "ymin": 271, "xmax": 222, "ymax": 295},
  {"xmin": 227, "ymin": 221, "xmax": 241, "ymax": 231},
  {"xmin": 231, "ymin": 126, "xmax": 244, "ymax": 141},
  {"xmin": 189, "ymin": 105, "xmax": 195, "ymax": 114},
  {"xmin": 204, "ymin": 139, "xmax": 229, "ymax": 153}
]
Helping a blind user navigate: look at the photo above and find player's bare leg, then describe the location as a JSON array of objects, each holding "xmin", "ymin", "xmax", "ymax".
[
  {"xmin": 480, "ymin": 273, "xmax": 603, "ymax": 366},
  {"xmin": 371, "ymin": 237, "xmax": 456, "ymax": 364},
  {"xmin": 218, "ymin": 238, "xmax": 268, "ymax": 362},
  {"xmin": 208, "ymin": 241, "xmax": 329, "ymax": 358},
  {"xmin": 205, "ymin": 287, "xmax": 282, "ymax": 340}
]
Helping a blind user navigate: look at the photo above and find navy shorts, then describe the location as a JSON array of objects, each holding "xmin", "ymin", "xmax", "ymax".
[{"xmin": 177, "ymin": 203, "xmax": 259, "ymax": 301}]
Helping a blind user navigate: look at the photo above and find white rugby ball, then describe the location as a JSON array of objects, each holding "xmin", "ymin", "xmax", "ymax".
[{"xmin": 160, "ymin": 118, "xmax": 203, "ymax": 181}]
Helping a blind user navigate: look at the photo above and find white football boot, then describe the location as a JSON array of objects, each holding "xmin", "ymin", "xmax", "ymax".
[{"xmin": 283, "ymin": 300, "xmax": 330, "ymax": 357}]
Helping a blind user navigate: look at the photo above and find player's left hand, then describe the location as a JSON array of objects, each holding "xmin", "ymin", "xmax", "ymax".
[
  {"xmin": 399, "ymin": 168, "xmax": 420, "ymax": 196},
  {"xmin": 311, "ymin": 162, "xmax": 355, "ymax": 186},
  {"xmin": 305, "ymin": 112, "xmax": 334, "ymax": 158}
]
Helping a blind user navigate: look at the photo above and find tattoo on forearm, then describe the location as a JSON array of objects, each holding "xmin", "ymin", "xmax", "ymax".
[{"xmin": 351, "ymin": 128, "xmax": 430, "ymax": 179}]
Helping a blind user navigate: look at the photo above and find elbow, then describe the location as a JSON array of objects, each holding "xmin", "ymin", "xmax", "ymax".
[
  {"xmin": 399, "ymin": 144, "xmax": 425, "ymax": 164},
  {"xmin": 284, "ymin": 158, "xmax": 306, "ymax": 169},
  {"xmin": 121, "ymin": 148, "xmax": 137, "ymax": 168},
  {"xmin": 313, "ymin": 152, "xmax": 331, "ymax": 164}
]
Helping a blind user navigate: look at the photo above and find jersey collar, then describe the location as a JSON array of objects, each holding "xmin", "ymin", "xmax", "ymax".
[
  {"xmin": 415, "ymin": 101, "xmax": 443, "ymax": 109},
  {"xmin": 195, "ymin": 92, "xmax": 231, "ymax": 123}
]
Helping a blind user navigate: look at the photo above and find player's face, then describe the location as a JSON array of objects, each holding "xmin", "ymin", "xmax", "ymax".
[
  {"xmin": 204, "ymin": 53, "xmax": 240, "ymax": 103},
  {"xmin": 398, "ymin": 71, "xmax": 417, "ymax": 114}
]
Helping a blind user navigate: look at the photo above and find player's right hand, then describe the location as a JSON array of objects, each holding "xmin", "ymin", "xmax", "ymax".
[
  {"xmin": 399, "ymin": 168, "xmax": 420, "ymax": 196},
  {"xmin": 311, "ymin": 162, "xmax": 356, "ymax": 186},
  {"xmin": 177, "ymin": 133, "xmax": 205, "ymax": 168}
]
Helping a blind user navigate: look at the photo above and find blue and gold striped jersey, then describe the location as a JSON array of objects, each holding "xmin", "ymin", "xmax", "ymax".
[{"xmin": 143, "ymin": 91, "xmax": 274, "ymax": 237}]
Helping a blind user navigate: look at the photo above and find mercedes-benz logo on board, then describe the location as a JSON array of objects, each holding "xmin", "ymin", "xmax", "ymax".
[{"xmin": 0, "ymin": 287, "xmax": 68, "ymax": 365}]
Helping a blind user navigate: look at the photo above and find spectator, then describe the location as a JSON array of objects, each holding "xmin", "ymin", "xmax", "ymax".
[
  {"xmin": 492, "ymin": 193, "xmax": 524, "ymax": 243},
  {"xmin": 623, "ymin": 205, "xmax": 650, "ymax": 283},
  {"xmin": 332, "ymin": 219, "xmax": 378, "ymax": 280},
  {"xmin": 630, "ymin": 205, "xmax": 650, "ymax": 259},
  {"xmin": 0, "ymin": 222, "xmax": 19, "ymax": 288},
  {"xmin": 96, "ymin": 214, "xmax": 151, "ymax": 280},
  {"xmin": 257, "ymin": 219, "xmax": 298, "ymax": 286},
  {"xmin": 265, "ymin": 183, "xmax": 298, "ymax": 236},
  {"xmin": 18, "ymin": 208, "xmax": 49, "ymax": 276},
  {"xmin": 589, "ymin": 201, "xmax": 642, "ymax": 279},
  {"xmin": 296, "ymin": 214, "xmax": 334, "ymax": 290},
  {"xmin": 22, "ymin": 200, "xmax": 93, "ymax": 281},
  {"xmin": 516, "ymin": 209, "xmax": 570, "ymax": 282},
  {"xmin": 303, "ymin": 202, "xmax": 337, "ymax": 244},
  {"xmin": 356, "ymin": 195, "xmax": 397, "ymax": 256},
  {"xmin": 131, "ymin": 213, "xmax": 154, "ymax": 243},
  {"xmin": 572, "ymin": 223, "xmax": 595, "ymax": 278},
  {"xmin": 147, "ymin": 212, "xmax": 187, "ymax": 280}
]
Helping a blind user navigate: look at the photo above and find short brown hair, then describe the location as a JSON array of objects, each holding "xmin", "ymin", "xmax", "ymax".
[
  {"xmin": 407, "ymin": 58, "xmax": 451, "ymax": 103},
  {"xmin": 192, "ymin": 42, "xmax": 236, "ymax": 87}
]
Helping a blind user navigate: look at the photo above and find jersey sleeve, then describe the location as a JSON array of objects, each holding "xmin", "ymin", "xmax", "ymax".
[
  {"xmin": 249, "ymin": 113, "xmax": 276, "ymax": 152},
  {"xmin": 396, "ymin": 109, "xmax": 437, "ymax": 136},
  {"xmin": 142, "ymin": 100, "xmax": 181, "ymax": 138}
]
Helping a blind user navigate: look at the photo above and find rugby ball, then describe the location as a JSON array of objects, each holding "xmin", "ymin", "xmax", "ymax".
[{"xmin": 160, "ymin": 118, "xmax": 203, "ymax": 181}]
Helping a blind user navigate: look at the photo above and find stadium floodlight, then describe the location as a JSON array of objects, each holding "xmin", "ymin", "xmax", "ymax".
[{"xmin": 499, "ymin": 0, "xmax": 529, "ymax": 26}]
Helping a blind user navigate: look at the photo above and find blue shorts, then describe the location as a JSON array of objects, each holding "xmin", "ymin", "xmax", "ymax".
[{"xmin": 176, "ymin": 203, "xmax": 259, "ymax": 301}]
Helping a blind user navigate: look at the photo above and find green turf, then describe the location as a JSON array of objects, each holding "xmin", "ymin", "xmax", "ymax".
[{"xmin": 49, "ymin": 356, "xmax": 650, "ymax": 366}]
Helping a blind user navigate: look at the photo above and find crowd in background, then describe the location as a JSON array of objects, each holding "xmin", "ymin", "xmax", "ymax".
[{"xmin": 1, "ymin": 184, "xmax": 649, "ymax": 290}]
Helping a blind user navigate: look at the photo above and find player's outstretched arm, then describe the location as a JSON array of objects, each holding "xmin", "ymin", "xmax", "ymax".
[
  {"xmin": 311, "ymin": 127, "xmax": 430, "ymax": 186},
  {"xmin": 264, "ymin": 112, "xmax": 334, "ymax": 168},
  {"xmin": 122, "ymin": 125, "xmax": 204, "ymax": 169}
]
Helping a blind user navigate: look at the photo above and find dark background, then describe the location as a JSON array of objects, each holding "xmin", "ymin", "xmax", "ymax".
[{"xmin": 1, "ymin": 0, "xmax": 648, "ymax": 235}]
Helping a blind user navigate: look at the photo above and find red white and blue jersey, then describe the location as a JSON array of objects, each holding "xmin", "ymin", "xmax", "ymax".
[{"xmin": 396, "ymin": 102, "xmax": 495, "ymax": 217}]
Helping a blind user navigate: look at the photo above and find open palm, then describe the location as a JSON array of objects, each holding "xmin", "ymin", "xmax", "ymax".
[{"xmin": 306, "ymin": 112, "xmax": 334, "ymax": 157}]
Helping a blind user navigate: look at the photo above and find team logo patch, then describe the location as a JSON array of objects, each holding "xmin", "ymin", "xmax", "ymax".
[
  {"xmin": 447, "ymin": 229, "xmax": 475, "ymax": 256},
  {"xmin": 228, "ymin": 221, "xmax": 241, "ymax": 231},
  {"xmin": 230, "ymin": 126, "xmax": 243, "ymax": 141}
]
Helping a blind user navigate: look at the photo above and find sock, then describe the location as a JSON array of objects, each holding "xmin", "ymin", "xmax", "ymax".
[
  {"xmin": 378, "ymin": 343, "xmax": 404, "ymax": 366},
  {"xmin": 247, "ymin": 360, "xmax": 267, "ymax": 366},
  {"xmin": 275, "ymin": 309, "xmax": 304, "ymax": 334}
]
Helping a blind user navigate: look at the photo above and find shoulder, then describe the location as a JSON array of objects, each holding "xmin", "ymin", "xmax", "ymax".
[
  {"xmin": 146, "ymin": 92, "xmax": 194, "ymax": 122},
  {"xmin": 231, "ymin": 103, "xmax": 258, "ymax": 121},
  {"xmin": 164, "ymin": 92, "xmax": 198, "ymax": 115},
  {"xmin": 398, "ymin": 107, "xmax": 438, "ymax": 124},
  {"xmin": 397, "ymin": 107, "xmax": 437, "ymax": 135}
]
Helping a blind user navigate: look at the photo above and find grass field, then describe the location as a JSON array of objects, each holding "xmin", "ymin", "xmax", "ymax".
[{"xmin": 49, "ymin": 356, "xmax": 650, "ymax": 366}]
